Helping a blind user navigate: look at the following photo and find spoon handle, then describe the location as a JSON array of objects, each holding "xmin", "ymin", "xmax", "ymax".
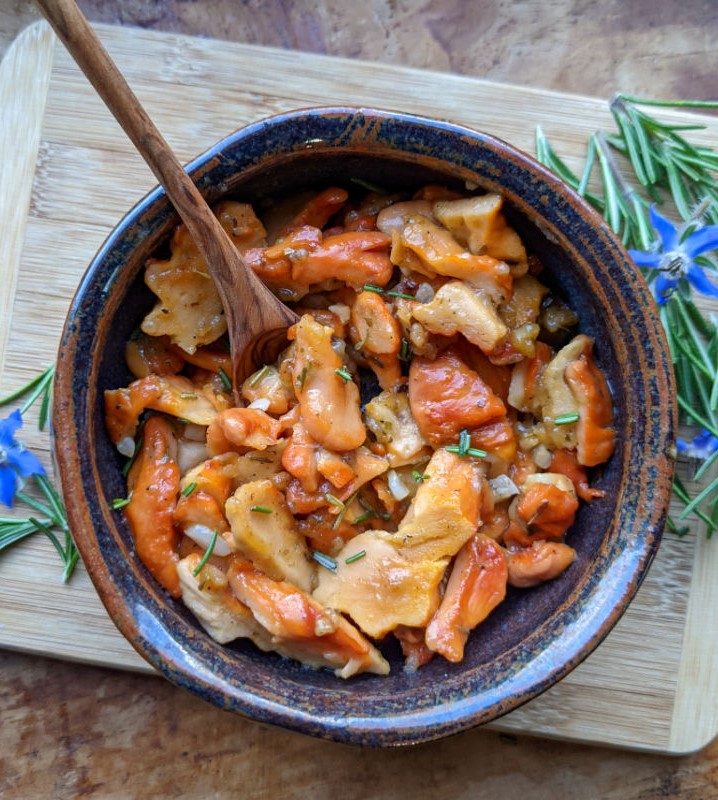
[
  {"xmin": 35, "ymin": 0, "xmax": 230, "ymax": 273},
  {"xmin": 35, "ymin": 0, "xmax": 298, "ymax": 382}
]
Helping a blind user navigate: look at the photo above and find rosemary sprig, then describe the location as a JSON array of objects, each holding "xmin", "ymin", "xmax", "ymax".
[
  {"xmin": 0, "ymin": 368, "xmax": 79, "ymax": 580},
  {"xmin": 536, "ymin": 95, "xmax": 718, "ymax": 535}
]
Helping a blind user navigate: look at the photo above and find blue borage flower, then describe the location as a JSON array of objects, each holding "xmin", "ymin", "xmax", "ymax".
[
  {"xmin": 628, "ymin": 205, "xmax": 718, "ymax": 305},
  {"xmin": 676, "ymin": 428, "xmax": 718, "ymax": 461},
  {"xmin": 0, "ymin": 409, "xmax": 46, "ymax": 508}
]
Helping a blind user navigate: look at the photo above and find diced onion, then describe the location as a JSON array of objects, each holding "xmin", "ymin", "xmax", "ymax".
[
  {"xmin": 247, "ymin": 398, "xmax": 271, "ymax": 411},
  {"xmin": 387, "ymin": 469, "xmax": 411, "ymax": 501},
  {"xmin": 184, "ymin": 524, "xmax": 231, "ymax": 557},
  {"xmin": 117, "ymin": 436, "xmax": 136, "ymax": 458},
  {"xmin": 414, "ymin": 283, "xmax": 435, "ymax": 304},
  {"xmin": 488, "ymin": 474, "xmax": 519, "ymax": 503},
  {"xmin": 328, "ymin": 303, "xmax": 351, "ymax": 323},
  {"xmin": 532, "ymin": 444, "xmax": 553, "ymax": 470},
  {"xmin": 177, "ymin": 440, "xmax": 209, "ymax": 474}
]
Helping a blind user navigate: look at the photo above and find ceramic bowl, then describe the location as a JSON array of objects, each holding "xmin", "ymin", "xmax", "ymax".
[{"xmin": 53, "ymin": 107, "xmax": 676, "ymax": 747}]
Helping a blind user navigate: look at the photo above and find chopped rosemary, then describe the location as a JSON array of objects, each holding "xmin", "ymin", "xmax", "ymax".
[
  {"xmin": 554, "ymin": 413, "xmax": 580, "ymax": 426},
  {"xmin": 446, "ymin": 445, "xmax": 487, "ymax": 459},
  {"xmin": 358, "ymin": 496, "xmax": 391, "ymax": 521},
  {"xmin": 0, "ymin": 365, "xmax": 54, "ymax": 411},
  {"xmin": 312, "ymin": 550, "xmax": 338, "ymax": 572},
  {"xmin": 386, "ymin": 290, "xmax": 416, "ymax": 301},
  {"xmin": 250, "ymin": 505, "xmax": 273, "ymax": 514},
  {"xmin": 181, "ymin": 482, "xmax": 197, "ymax": 497},
  {"xmin": 248, "ymin": 364, "xmax": 270, "ymax": 388},
  {"xmin": 218, "ymin": 367, "xmax": 232, "ymax": 392},
  {"xmin": 458, "ymin": 428, "xmax": 471, "ymax": 457},
  {"xmin": 398, "ymin": 338, "xmax": 413, "ymax": 362},
  {"xmin": 332, "ymin": 490, "xmax": 359, "ymax": 530},
  {"xmin": 192, "ymin": 529, "xmax": 219, "ymax": 576},
  {"xmin": 111, "ymin": 496, "xmax": 131, "ymax": 510},
  {"xmin": 345, "ymin": 550, "xmax": 367, "ymax": 565},
  {"xmin": 335, "ymin": 367, "xmax": 353, "ymax": 382},
  {"xmin": 352, "ymin": 510, "xmax": 374, "ymax": 524},
  {"xmin": 297, "ymin": 365, "xmax": 310, "ymax": 389},
  {"xmin": 122, "ymin": 436, "xmax": 143, "ymax": 477},
  {"xmin": 411, "ymin": 470, "xmax": 430, "ymax": 482},
  {"xmin": 350, "ymin": 177, "xmax": 387, "ymax": 194},
  {"xmin": 325, "ymin": 493, "xmax": 345, "ymax": 509},
  {"xmin": 363, "ymin": 284, "xmax": 385, "ymax": 294}
]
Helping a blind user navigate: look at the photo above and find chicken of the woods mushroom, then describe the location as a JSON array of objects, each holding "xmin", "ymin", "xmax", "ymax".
[{"xmin": 105, "ymin": 182, "xmax": 615, "ymax": 678}]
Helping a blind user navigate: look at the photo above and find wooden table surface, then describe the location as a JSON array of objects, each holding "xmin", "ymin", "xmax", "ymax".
[{"xmin": 2, "ymin": 2, "xmax": 718, "ymax": 798}]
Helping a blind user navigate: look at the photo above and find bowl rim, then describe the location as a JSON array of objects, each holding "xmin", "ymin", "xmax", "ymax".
[{"xmin": 52, "ymin": 105, "xmax": 676, "ymax": 747}]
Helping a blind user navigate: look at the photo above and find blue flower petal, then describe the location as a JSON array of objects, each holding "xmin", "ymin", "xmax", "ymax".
[
  {"xmin": 649, "ymin": 205, "xmax": 679, "ymax": 251},
  {"xmin": 681, "ymin": 224, "xmax": 718, "ymax": 259},
  {"xmin": 654, "ymin": 272, "xmax": 677, "ymax": 305},
  {"xmin": 627, "ymin": 249, "xmax": 662, "ymax": 268},
  {"xmin": 6, "ymin": 446, "xmax": 45, "ymax": 479},
  {"xmin": 0, "ymin": 409, "xmax": 23, "ymax": 448},
  {"xmin": 0, "ymin": 465, "xmax": 16, "ymax": 508},
  {"xmin": 686, "ymin": 263, "xmax": 718, "ymax": 299}
]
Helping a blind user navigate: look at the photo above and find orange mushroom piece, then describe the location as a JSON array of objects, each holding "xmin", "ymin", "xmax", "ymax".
[
  {"xmin": 503, "ymin": 473, "xmax": 579, "ymax": 548},
  {"xmin": 565, "ymin": 341, "xmax": 616, "ymax": 467},
  {"xmin": 408, "ymin": 347, "xmax": 507, "ymax": 447},
  {"xmin": 550, "ymin": 448, "xmax": 605, "ymax": 502},
  {"xmin": 206, "ymin": 407, "xmax": 282, "ymax": 454},
  {"xmin": 350, "ymin": 290, "xmax": 403, "ymax": 390},
  {"xmin": 125, "ymin": 415, "xmax": 182, "ymax": 597},
  {"xmin": 227, "ymin": 560, "xmax": 389, "ymax": 678},
  {"xmin": 506, "ymin": 541, "xmax": 577, "ymax": 588},
  {"xmin": 425, "ymin": 534, "xmax": 508, "ymax": 663}
]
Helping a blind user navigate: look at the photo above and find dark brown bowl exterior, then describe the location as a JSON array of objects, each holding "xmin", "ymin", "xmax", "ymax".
[{"xmin": 52, "ymin": 107, "xmax": 676, "ymax": 747}]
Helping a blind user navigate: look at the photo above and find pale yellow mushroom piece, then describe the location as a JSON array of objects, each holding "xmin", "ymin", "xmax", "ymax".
[
  {"xmin": 390, "ymin": 215, "xmax": 512, "ymax": 299},
  {"xmin": 177, "ymin": 556, "xmax": 275, "ymax": 648},
  {"xmin": 142, "ymin": 201, "xmax": 267, "ymax": 353},
  {"xmin": 364, "ymin": 386, "xmax": 429, "ymax": 468},
  {"xmin": 225, "ymin": 479, "xmax": 314, "ymax": 593},
  {"xmin": 411, "ymin": 280, "xmax": 508, "ymax": 355},
  {"xmin": 433, "ymin": 194, "xmax": 528, "ymax": 275},
  {"xmin": 313, "ymin": 449, "xmax": 484, "ymax": 638}
]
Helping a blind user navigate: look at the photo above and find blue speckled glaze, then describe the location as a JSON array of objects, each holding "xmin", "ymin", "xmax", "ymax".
[{"xmin": 52, "ymin": 108, "xmax": 676, "ymax": 747}]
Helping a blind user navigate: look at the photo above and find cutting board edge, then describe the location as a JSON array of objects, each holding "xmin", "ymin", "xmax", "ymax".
[
  {"xmin": 0, "ymin": 21, "xmax": 55, "ymax": 378},
  {"xmin": 1, "ymin": 19, "xmax": 715, "ymax": 756}
]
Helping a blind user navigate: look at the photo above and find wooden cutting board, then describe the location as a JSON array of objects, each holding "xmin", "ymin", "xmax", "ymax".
[{"xmin": 1, "ymin": 20, "xmax": 716, "ymax": 755}]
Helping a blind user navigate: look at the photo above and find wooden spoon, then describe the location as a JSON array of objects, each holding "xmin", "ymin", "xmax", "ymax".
[{"xmin": 35, "ymin": 0, "xmax": 299, "ymax": 389}]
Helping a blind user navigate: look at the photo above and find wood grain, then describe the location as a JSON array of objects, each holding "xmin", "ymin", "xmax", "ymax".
[
  {"xmin": 0, "ymin": 2, "xmax": 718, "ymax": 797},
  {"xmin": 0, "ymin": 21, "xmax": 54, "ymax": 380},
  {"xmin": 1, "ymin": 20, "xmax": 716, "ymax": 761}
]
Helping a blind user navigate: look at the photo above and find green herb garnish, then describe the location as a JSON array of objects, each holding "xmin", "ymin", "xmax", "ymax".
[
  {"xmin": 248, "ymin": 365, "xmax": 270, "ymax": 388},
  {"xmin": 312, "ymin": 550, "xmax": 338, "ymax": 572},
  {"xmin": 218, "ymin": 367, "xmax": 232, "ymax": 392},
  {"xmin": 554, "ymin": 413, "xmax": 580, "ymax": 426},
  {"xmin": 192, "ymin": 529, "xmax": 219, "ymax": 577}
]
